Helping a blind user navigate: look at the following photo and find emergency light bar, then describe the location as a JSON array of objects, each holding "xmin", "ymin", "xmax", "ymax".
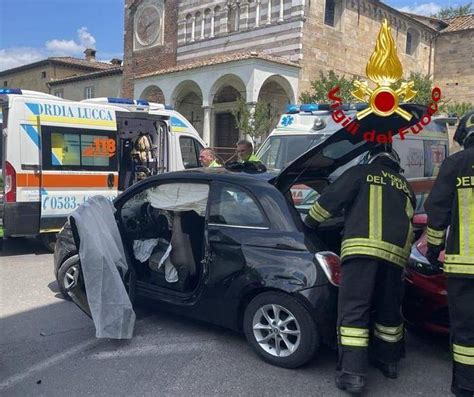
[
  {"xmin": 0, "ymin": 88, "xmax": 22, "ymax": 95},
  {"xmin": 286, "ymin": 103, "xmax": 368, "ymax": 114}
]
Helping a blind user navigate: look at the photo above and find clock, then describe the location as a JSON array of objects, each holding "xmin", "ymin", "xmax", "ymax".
[{"xmin": 134, "ymin": 3, "xmax": 162, "ymax": 48}]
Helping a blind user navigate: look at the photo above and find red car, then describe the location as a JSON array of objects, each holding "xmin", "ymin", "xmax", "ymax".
[{"xmin": 402, "ymin": 214, "xmax": 449, "ymax": 334}]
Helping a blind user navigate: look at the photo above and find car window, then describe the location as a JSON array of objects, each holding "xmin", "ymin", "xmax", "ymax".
[
  {"xmin": 180, "ymin": 136, "xmax": 199, "ymax": 169},
  {"xmin": 209, "ymin": 183, "xmax": 268, "ymax": 227}
]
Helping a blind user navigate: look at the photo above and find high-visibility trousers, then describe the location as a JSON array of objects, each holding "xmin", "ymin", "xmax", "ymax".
[
  {"xmin": 447, "ymin": 277, "xmax": 474, "ymax": 393},
  {"xmin": 337, "ymin": 258, "xmax": 404, "ymax": 375}
]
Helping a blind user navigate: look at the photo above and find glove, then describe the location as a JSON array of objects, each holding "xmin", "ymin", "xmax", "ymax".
[
  {"xmin": 304, "ymin": 215, "xmax": 320, "ymax": 230},
  {"xmin": 426, "ymin": 244, "xmax": 443, "ymax": 268}
]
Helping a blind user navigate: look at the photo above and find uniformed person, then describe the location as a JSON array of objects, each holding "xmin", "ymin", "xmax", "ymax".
[
  {"xmin": 199, "ymin": 148, "xmax": 221, "ymax": 167},
  {"xmin": 424, "ymin": 110, "xmax": 474, "ymax": 397},
  {"xmin": 305, "ymin": 145, "xmax": 416, "ymax": 394},
  {"xmin": 236, "ymin": 139, "xmax": 260, "ymax": 163}
]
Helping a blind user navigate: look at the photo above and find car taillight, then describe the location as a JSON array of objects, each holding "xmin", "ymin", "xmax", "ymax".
[
  {"xmin": 316, "ymin": 251, "xmax": 341, "ymax": 286},
  {"xmin": 4, "ymin": 161, "xmax": 16, "ymax": 203}
]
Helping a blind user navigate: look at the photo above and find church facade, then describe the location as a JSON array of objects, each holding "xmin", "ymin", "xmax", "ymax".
[{"xmin": 122, "ymin": 0, "xmax": 472, "ymax": 147}]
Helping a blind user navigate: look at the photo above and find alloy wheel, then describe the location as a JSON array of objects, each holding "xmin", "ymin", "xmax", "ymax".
[
  {"xmin": 63, "ymin": 264, "xmax": 79, "ymax": 290},
  {"xmin": 252, "ymin": 304, "xmax": 301, "ymax": 357}
]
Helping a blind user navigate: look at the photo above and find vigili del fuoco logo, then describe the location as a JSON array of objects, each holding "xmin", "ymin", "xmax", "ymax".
[{"xmin": 328, "ymin": 19, "xmax": 442, "ymax": 143}]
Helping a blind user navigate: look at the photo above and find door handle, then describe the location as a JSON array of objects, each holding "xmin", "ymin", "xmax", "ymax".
[{"xmin": 107, "ymin": 173, "xmax": 115, "ymax": 188}]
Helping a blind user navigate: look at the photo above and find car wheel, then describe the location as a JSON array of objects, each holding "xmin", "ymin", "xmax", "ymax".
[
  {"xmin": 57, "ymin": 255, "xmax": 81, "ymax": 300},
  {"xmin": 243, "ymin": 292, "xmax": 319, "ymax": 368}
]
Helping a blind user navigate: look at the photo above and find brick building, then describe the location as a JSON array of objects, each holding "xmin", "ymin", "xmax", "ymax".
[{"xmin": 123, "ymin": 1, "xmax": 471, "ymax": 147}]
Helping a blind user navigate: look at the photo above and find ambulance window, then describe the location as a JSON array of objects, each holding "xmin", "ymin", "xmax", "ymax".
[
  {"xmin": 180, "ymin": 136, "xmax": 200, "ymax": 169},
  {"xmin": 42, "ymin": 126, "xmax": 117, "ymax": 171}
]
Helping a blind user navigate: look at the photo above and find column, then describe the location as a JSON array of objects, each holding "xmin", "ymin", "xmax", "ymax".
[
  {"xmin": 201, "ymin": 15, "xmax": 205, "ymax": 40},
  {"xmin": 202, "ymin": 106, "xmax": 212, "ymax": 145},
  {"xmin": 210, "ymin": 11, "xmax": 215, "ymax": 38},
  {"xmin": 278, "ymin": 0, "xmax": 284, "ymax": 22},
  {"xmin": 242, "ymin": 1, "xmax": 249, "ymax": 30},
  {"xmin": 181, "ymin": 19, "xmax": 187, "ymax": 43},
  {"xmin": 266, "ymin": 0, "xmax": 272, "ymax": 25},
  {"xmin": 191, "ymin": 16, "xmax": 196, "ymax": 42},
  {"xmin": 255, "ymin": 0, "xmax": 261, "ymax": 27},
  {"xmin": 235, "ymin": 4, "xmax": 240, "ymax": 32}
]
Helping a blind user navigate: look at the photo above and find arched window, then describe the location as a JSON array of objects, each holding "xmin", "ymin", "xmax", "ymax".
[
  {"xmin": 406, "ymin": 28, "xmax": 420, "ymax": 56},
  {"xmin": 195, "ymin": 12, "xmax": 202, "ymax": 40},
  {"xmin": 214, "ymin": 6, "xmax": 221, "ymax": 36},
  {"xmin": 185, "ymin": 14, "xmax": 193, "ymax": 42}
]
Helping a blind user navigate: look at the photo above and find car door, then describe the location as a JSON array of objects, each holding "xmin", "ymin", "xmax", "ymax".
[{"xmin": 202, "ymin": 181, "xmax": 271, "ymax": 318}]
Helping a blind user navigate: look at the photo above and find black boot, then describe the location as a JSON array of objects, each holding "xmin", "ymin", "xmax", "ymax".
[
  {"xmin": 371, "ymin": 360, "xmax": 398, "ymax": 379},
  {"xmin": 335, "ymin": 372, "xmax": 366, "ymax": 394}
]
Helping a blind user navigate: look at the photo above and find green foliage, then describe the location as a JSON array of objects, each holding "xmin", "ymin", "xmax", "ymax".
[
  {"xmin": 300, "ymin": 71, "xmax": 356, "ymax": 103},
  {"xmin": 439, "ymin": 101, "xmax": 473, "ymax": 117},
  {"xmin": 232, "ymin": 97, "xmax": 276, "ymax": 140},
  {"xmin": 432, "ymin": 2, "xmax": 472, "ymax": 18},
  {"xmin": 302, "ymin": 70, "xmax": 437, "ymax": 106}
]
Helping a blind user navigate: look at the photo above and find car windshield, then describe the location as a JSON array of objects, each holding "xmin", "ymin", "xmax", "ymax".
[{"xmin": 258, "ymin": 134, "xmax": 328, "ymax": 171}]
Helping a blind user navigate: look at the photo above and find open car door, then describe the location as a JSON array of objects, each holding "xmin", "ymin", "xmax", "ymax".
[{"xmin": 272, "ymin": 104, "xmax": 428, "ymax": 193}]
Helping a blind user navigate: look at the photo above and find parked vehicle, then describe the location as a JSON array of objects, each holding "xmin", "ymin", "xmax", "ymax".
[
  {"xmin": 402, "ymin": 214, "xmax": 449, "ymax": 334},
  {"xmin": 257, "ymin": 104, "xmax": 451, "ymax": 210},
  {"xmin": 0, "ymin": 89, "xmax": 205, "ymax": 248},
  {"xmin": 55, "ymin": 104, "xmax": 428, "ymax": 368}
]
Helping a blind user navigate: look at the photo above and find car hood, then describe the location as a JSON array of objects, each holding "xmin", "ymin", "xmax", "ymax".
[{"xmin": 271, "ymin": 104, "xmax": 428, "ymax": 192}]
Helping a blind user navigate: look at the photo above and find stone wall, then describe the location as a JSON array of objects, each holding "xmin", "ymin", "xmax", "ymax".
[
  {"xmin": 433, "ymin": 30, "xmax": 474, "ymax": 105},
  {"xmin": 299, "ymin": 0, "xmax": 435, "ymax": 97},
  {"xmin": 122, "ymin": 0, "xmax": 179, "ymax": 98}
]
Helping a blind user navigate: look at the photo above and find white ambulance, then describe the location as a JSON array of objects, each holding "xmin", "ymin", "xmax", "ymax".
[
  {"xmin": 257, "ymin": 103, "xmax": 451, "ymax": 212},
  {"xmin": 0, "ymin": 89, "xmax": 205, "ymax": 246}
]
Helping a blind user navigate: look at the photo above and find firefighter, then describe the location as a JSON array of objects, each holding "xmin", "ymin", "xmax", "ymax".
[
  {"xmin": 424, "ymin": 110, "xmax": 474, "ymax": 397},
  {"xmin": 304, "ymin": 145, "xmax": 416, "ymax": 394}
]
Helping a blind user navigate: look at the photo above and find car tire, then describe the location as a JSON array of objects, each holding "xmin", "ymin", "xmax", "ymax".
[
  {"xmin": 243, "ymin": 292, "xmax": 319, "ymax": 368},
  {"xmin": 57, "ymin": 255, "xmax": 81, "ymax": 300}
]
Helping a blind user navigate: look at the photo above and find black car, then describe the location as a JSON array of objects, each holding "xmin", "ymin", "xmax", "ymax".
[{"xmin": 54, "ymin": 105, "xmax": 427, "ymax": 368}]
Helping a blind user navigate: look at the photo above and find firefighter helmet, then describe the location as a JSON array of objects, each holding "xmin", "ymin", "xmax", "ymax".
[
  {"xmin": 453, "ymin": 110, "xmax": 474, "ymax": 147},
  {"xmin": 361, "ymin": 146, "xmax": 401, "ymax": 167}
]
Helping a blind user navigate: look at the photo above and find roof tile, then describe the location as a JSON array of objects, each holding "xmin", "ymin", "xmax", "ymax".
[{"xmin": 442, "ymin": 14, "xmax": 474, "ymax": 32}]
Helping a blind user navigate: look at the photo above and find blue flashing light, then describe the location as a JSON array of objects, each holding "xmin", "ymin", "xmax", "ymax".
[
  {"xmin": 300, "ymin": 104, "xmax": 319, "ymax": 112},
  {"xmin": 135, "ymin": 99, "xmax": 149, "ymax": 106},
  {"xmin": 286, "ymin": 104, "xmax": 300, "ymax": 114},
  {"xmin": 0, "ymin": 88, "xmax": 22, "ymax": 95},
  {"xmin": 107, "ymin": 97, "xmax": 134, "ymax": 105},
  {"xmin": 164, "ymin": 104, "xmax": 174, "ymax": 110}
]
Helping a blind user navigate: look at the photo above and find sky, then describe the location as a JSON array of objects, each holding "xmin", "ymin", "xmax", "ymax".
[{"xmin": 0, "ymin": 0, "xmax": 469, "ymax": 72}]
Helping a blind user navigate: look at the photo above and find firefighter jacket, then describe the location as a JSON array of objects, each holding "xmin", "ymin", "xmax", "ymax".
[
  {"xmin": 424, "ymin": 146, "xmax": 474, "ymax": 277},
  {"xmin": 306, "ymin": 161, "xmax": 416, "ymax": 267}
]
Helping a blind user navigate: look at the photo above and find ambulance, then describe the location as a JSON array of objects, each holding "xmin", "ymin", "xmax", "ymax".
[
  {"xmin": 257, "ymin": 103, "xmax": 451, "ymax": 212},
  {"xmin": 0, "ymin": 89, "xmax": 206, "ymax": 248}
]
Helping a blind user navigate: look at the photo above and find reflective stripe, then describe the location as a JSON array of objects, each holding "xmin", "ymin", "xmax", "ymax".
[
  {"xmin": 369, "ymin": 185, "xmax": 382, "ymax": 240},
  {"xmin": 458, "ymin": 188, "xmax": 474, "ymax": 256},
  {"xmin": 427, "ymin": 227, "xmax": 445, "ymax": 238},
  {"xmin": 427, "ymin": 234, "xmax": 445, "ymax": 246},
  {"xmin": 340, "ymin": 326, "xmax": 369, "ymax": 337},
  {"xmin": 453, "ymin": 344, "xmax": 474, "ymax": 356},
  {"xmin": 341, "ymin": 238, "xmax": 409, "ymax": 267},
  {"xmin": 453, "ymin": 353, "xmax": 474, "ymax": 365},
  {"xmin": 340, "ymin": 336, "xmax": 369, "ymax": 347},
  {"xmin": 404, "ymin": 197, "xmax": 414, "ymax": 251},
  {"xmin": 309, "ymin": 202, "xmax": 332, "ymax": 223},
  {"xmin": 375, "ymin": 323, "xmax": 404, "ymax": 335},
  {"xmin": 444, "ymin": 254, "xmax": 474, "ymax": 275},
  {"xmin": 374, "ymin": 329, "xmax": 403, "ymax": 343}
]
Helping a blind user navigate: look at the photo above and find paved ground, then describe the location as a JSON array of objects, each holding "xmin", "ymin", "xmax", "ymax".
[{"xmin": 0, "ymin": 237, "xmax": 453, "ymax": 396}]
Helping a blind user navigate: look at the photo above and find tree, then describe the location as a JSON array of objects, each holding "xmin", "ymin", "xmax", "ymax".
[
  {"xmin": 300, "ymin": 71, "xmax": 356, "ymax": 103},
  {"xmin": 232, "ymin": 97, "xmax": 276, "ymax": 142},
  {"xmin": 439, "ymin": 101, "xmax": 473, "ymax": 118},
  {"xmin": 432, "ymin": 2, "xmax": 472, "ymax": 18},
  {"xmin": 393, "ymin": 72, "xmax": 435, "ymax": 106}
]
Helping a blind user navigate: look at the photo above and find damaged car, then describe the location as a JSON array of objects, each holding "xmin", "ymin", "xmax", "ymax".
[{"xmin": 54, "ymin": 104, "xmax": 427, "ymax": 368}]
